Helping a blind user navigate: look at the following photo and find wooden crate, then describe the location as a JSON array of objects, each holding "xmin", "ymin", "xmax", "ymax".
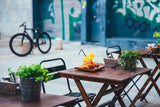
[
  {"xmin": 104, "ymin": 58, "xmax": 117, "ymax": 67},
  {"xmin": 0, "ymin": 81, "xmax": 20, "ymax": 95}
]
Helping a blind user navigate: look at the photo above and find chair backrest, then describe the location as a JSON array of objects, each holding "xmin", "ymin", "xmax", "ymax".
[
  {"xmin": 106, "ymin": 45, "xmax": 121, "ymax": 59},
  {"xmin": 40, "ymin": 58, "xmax": 66, "ymax": 80},
  {"xmin": 40, "ymin": 58, "xmax": 73, "ymax": 93}
]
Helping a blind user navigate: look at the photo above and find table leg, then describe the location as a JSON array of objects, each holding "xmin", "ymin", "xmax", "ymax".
[
  {"xmin": 141, "ymin": 72, "xmax": 160, "ymax": 101},
  {"xmin": 140, "ymin": 57, "xmax": 160, "ymax": 98},
  {"xmin": 74, "ymin": 79, "xmax": 92, "ymax": 107},
  {"xmin": 149, "ymin": 73, "xmax": 160, "ymax": 94},
  {"xmin": 139, "ymin": 58, "xmax": 147, "ymax": 68},
  {"xmin": 111, "ymin": 85, "xmax": 126, "ymax": 107},
  {"xmin": 121, "ymin": 76, "xmax": 146, "ymax": 107},
  {"xmin": 153, "ymin": 57, "xmax": 159, "ymax": 64},
  {"xmin": 74, "ymin": 80, "xmax": 127, "ymax": 107},
  {"xmin": 140, "ymin": 63, "xmax": 160, "ymax": 100},
  {"xmin": 129, "ymin": 73, "xmax": 160, "ymax": 107},
  {"xmin": 112, "ymin": 80, "xmax": 130, "ymax": 102},
  {"xmin": 92, "ymin": 83, "xmax": 109, "ymax": 106}
]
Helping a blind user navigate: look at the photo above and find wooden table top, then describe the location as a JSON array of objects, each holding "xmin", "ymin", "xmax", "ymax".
[
  {"xmin": 0, "ymin": 93, "xmax": 78, "ymax": 107},
  {"xmin": 59, "ymin": 66, "xmax": 152, "ymax": 84},
  {"xmin": 137, "ymin": 48, "xmax": 160, "ymax": 58},
  {"xmin": 141, "ymin": 53, "xmax": 160, "ymax": 58},
  {"xmin": 147, "ymin": 53, "xmax": 160, "ymax": 58}
]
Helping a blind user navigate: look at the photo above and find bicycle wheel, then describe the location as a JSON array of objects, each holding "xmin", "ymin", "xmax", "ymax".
[
  {"xmin": 37, "ymin": 32, "xmax": 51, "ymax": 54},
  {"xmin": 9, "ymin": 33, "xmax": 33, "ymax": 56}
]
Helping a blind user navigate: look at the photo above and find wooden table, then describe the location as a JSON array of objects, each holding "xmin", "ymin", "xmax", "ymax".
[
  {"xmin": 59, "ymin": 65, "xmax": 158, "ymax": 107},
  {"xmin": 0, "ymin": 93, "xmax": 78, "ymax": 107},
  {"xmin": 139, "ymin": 52, "xmax": 160, "ymax": 100}
]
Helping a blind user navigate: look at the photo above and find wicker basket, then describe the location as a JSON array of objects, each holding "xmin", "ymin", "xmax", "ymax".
[
  {"xmin": 104, "ymin": 58, "xmax": 117, "ymax": 66},
  {"xmin": 0, "ymin": 81, "xmax": 20, "ymax": 95}
]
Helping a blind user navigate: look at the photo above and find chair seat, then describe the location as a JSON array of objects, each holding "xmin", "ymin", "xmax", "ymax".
[{"xmin": 64, "ymin": 92, "xmax": 96, "ymax": 102}]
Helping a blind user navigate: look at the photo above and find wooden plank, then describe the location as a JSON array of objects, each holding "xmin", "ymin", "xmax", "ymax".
[
  {"xmin": 0, "ymin": 93, "xmax": 78, "ymax": 107},
  {"xmin": 111, "ymin": 85, "xmax": 126, "ymax": 107},
  {"xmin": 92, "ymin": 83, "xmax": 109, "ymax": 106},
  {"xmin": 74, "ymin": 79, "xmax": 92, "ymax": 107},
  {"xmin": 139, "ymin": 58, "xmax": 147, "ymax": 68},
  {"xmin": 59, "ymin": 66, "xmax": 152, "ymax": 83}
]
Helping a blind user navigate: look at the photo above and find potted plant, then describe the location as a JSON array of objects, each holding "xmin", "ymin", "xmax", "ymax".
[
  {"xmin": 8, "ymin": 64, "xmax": 53, "ymax": 101},
  {"xmin": 153, "ymin": 31, "xmax": 160, "ymax": 48},
  {"xmin": 118, "ymin": 49, "xmax": 142, "ymax": 70}
]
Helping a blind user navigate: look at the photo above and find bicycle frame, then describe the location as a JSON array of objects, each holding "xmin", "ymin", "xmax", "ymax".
[{"xmin": 20, "ymin": 24, "xmax": 43, "ymax": 46}]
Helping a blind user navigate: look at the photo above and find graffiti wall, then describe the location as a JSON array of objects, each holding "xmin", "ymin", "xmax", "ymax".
[
  {"xmin": 109, "ymin": 0, "xmax": 160, "ymax": 39},
  {"xmin": 40, "ymin": 0, "xmax": 81, "ymax": 40}
]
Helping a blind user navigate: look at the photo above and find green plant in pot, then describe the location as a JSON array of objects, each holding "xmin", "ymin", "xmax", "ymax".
[
  {"xmin": 8, "ymin": 64, "xmax": 53, "ymax": 101},
  {"xmin": 118, "ymin": 49, "xmax": 142, "ymax": 70},
  {"xmin": 153, "ymin": 31, "xmax": 160, "ymax": 48}
]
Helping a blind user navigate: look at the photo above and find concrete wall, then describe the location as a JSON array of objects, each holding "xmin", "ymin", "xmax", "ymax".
[{"xmin": 0, "ymin": 0, "xmax": 33, "ymax": 38}]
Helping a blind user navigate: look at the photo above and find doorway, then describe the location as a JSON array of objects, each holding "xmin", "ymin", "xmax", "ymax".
[
  {"xmin": 85, "ymin": 0, "xmax": 106, "ymax": 45},
  {"xmin": 91, "ymin": 0, "xmax": 101, "ymax": 42}
]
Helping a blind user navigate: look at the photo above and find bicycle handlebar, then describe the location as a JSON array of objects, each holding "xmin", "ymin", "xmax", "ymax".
[
  {"xmin": 19, "ymin": 21, "xmax": 42, "ymax": 33},
  {"xmin": 19, "ymin": 22, "xmax": 26, "ymax": 28}
]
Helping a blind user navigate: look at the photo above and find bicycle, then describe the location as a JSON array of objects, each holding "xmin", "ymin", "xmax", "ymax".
[{"xmin": 9, "ymin": 22, "xmax": 52, "ymax": 56}]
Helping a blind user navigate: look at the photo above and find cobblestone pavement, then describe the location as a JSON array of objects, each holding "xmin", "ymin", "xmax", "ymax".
[{"xmin": 0, "ymin": 38, "xmax": 160, "ymax": 107}]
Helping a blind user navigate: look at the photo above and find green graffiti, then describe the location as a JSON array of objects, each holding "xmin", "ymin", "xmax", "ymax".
[
  {"xmin": 41, "ymin": 0, "xmax": 55, "ymax": 31},
  {"xmin": 46, "ymin": 0, "xmax": 55, "ymax": 24},
  {"xmin": 114, "ymin": 0, "xmax": 160, "ymax": 24},
  {"xmin": 69, "ymin": 7, "xmax": 81, "ymax": 41},
  {"xmin": 61, "ymin": 0, "xmax": 65, "ymax": 40}
]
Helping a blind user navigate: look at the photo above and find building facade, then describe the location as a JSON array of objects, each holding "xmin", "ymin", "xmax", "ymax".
[
  {"xmin": 0, "ymin": 0, "xmax": 159, "ymax": 49},
  {"xmin": 0, "ymin": 0, "xmax": 81, "ymax": 41}
]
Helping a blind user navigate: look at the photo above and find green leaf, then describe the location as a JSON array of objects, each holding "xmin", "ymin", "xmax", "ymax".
[{"xmin": 8, "ymin": 64, "xmax": 54, "ymax": 82}]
